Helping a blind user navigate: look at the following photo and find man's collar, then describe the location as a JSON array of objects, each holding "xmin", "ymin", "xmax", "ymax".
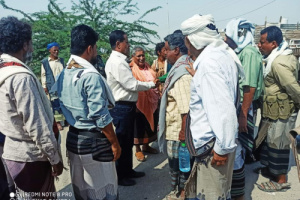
[
  {"xmin": 1, "ymin": 53, "xmax": 27, "ymax": 66},
  {"xmin": 48, "ymin": 57, "xmax": 59, "ymax": 61},
  {"xmin": 68, "ymin": 55, "xmax": 95, "ymax": 70},
  {"xmin": 111, "ymin": 50, "xmax": 127, "ymax": 60},
  {"xmin": 193, "ymin": 45, "xmax": 211, "ymax": 69},
  {"xmin": 0, "ymin": 53, "xmax": 32, "ymax": 72}
]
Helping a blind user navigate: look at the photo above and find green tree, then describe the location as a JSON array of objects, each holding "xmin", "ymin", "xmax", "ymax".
[{"xmin": 0, "ymin": 0, "xmax": 161, "ymax": 77}]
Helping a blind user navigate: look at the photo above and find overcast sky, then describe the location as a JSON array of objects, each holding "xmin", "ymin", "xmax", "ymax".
[{"xmin": 1, "ymin": 0, "xmax": 299, "ymax": 44}]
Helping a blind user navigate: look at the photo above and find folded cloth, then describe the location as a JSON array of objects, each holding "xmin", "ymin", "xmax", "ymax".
[
  {"xmin": 180, "ymin": 14, "xmax": 245, "ymax": 80},
  {"xmin": 225, "ymin": 18, "xmax": 255, "ymax": 53},
  {"xmin": 263, "ymin": 41, "xmax": 293, "ymax": 77}
]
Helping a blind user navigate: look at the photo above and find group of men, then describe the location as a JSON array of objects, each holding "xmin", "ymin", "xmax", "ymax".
[{"xmin": 0, "ymin": 11, "xmax": 299, "ymax": 200}]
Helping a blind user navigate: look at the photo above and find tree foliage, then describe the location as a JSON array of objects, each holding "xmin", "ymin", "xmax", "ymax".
[{"xmin": 0, "ymin": 0, "xmax": 161, "ymax": 77}]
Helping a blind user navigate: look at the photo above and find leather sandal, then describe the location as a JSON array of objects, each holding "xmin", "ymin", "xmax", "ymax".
[
  {"xmin": 135, "ymin": 151, "xmax": 146, "ymax": 162},
  {"xmin": 256, "ymin": 181, "xmax": 291, "ymax": 192}
]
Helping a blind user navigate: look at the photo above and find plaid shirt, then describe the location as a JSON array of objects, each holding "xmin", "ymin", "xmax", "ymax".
[{"xmin": 165, "ymin": 74, "xmax": 192, "ymax": 141}]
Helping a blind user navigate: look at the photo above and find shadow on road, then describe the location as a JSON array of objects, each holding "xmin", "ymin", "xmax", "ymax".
[{"xmin": 119, "ymin": 142, "xmax": 171, "ymax": 200}]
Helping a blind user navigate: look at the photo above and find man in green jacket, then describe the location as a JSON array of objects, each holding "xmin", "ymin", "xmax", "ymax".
[{"xmin": 257, "ymin": 26, "xmax": 300, "ymax": 191}]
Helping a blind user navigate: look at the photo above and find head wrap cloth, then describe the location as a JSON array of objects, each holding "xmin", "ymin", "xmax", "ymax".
[
  {"xmin": 181, "ymin": 14, "xmax": 224, "ymax": 50},
  {"xmin": 47, "ymin": 42, "xmax": 60, "ymax": 50},
  {"xmin": 180, "ymin": 14, "xmax": 245, "ymax": 79},
  {"xmin": 225, "ymin": 18, "xmax": 255, "ymax": 53}
]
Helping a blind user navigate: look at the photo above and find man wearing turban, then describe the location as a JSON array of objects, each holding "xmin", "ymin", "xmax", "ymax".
[
  {"xmin": 225, "ymin": 18, "xmax": 263, "ymax": 200},
  {"xmin": 41, "ymin": 42, "xmax": 65, "ymax": 130},
  {"xmin": 181, "ymin": 14, "xmax": 244, "ymax": 199}
]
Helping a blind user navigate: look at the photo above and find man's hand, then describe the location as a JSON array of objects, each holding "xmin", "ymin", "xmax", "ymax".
[
  {"xmin": 179, "ymin": 114, "xmax": 188, "ymax": 141},
  {"xmin": 111, "ymin": 143, "xmax": 121, "ymax": 161},
  {"xmin": 44, "ymin": 88, "xmax": 49, "ymax": 95},
  {"xmin": 52, "ymin": 161, "xmax": 63, "ymax": 177},
  {"xmin": 211, "ymin": 150, "xmax": 228, "ymax": 166},
  {"xmin": 185, "ymin": 61, "xmax": 196, "ymax": 77},
  {"xmin": 238, "ymin": 111, "xmax": 248, "ymax": 133},
  {"xmin": 239, "ymin": 86, "xmax": 256, "ymax": 133},
  {"xmin": 153, "ymin": 79, "xmax": 160, "ymax": 88},
  {"xmin": 179, "ymin": 130, "xmax": 185, "ymax": 141}
]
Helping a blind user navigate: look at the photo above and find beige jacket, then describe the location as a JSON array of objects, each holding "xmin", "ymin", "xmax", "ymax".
[
  {"xmin": 264, "ymin": 54, "xmax": 300, "ymax": 106},
  {"xmin": 0, "ymin": 54, "xmax": 60, "ymax": 165}
]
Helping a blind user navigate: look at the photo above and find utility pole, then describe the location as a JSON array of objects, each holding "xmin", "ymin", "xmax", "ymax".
[{"xmin": 166, "ymin": 0, "xmax": 170, "ymax": 34}]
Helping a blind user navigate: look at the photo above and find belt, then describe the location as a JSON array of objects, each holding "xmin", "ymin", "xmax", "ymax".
[
  {"xmin": 69, "ymin": 126, "xmax": 106, "ymax": 139},
  {"xmin": 116, "ymin": 101, "xmax": 136, "ymax": 105}
]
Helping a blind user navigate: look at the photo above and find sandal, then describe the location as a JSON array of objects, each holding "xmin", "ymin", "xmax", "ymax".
[
  {"xmin": 253, "ymin": 167, "xmax": 275, "ymax": 179},
  {"xmin": 135, "ymin": 151, "xmax": 146, "ymax": 162},
  {"xmin": 256, "ymin": 181, "xmax": 291, "ymax": 192},
  {"xmin": 165, "ymin": 190, "xmax": 184, "ymax": 200},
  {"xmin": 142, "ymin": 146, "xmax": 158, "ymax": 154}
]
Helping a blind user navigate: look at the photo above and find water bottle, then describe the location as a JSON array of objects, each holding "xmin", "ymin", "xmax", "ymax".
[{"xmin": 179, "ymin": 142, "xmax": 191, "ymax": 172}]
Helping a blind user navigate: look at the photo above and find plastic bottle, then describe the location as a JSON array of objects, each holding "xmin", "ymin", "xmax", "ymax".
[{"xmin": 179, "ymin": 142, "xmax": 190, "ymax": 172}]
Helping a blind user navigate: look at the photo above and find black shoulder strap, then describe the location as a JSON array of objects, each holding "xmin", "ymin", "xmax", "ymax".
[{"xmin": 76, "ymin": 70, "xmax": 84, "ymax": 79}]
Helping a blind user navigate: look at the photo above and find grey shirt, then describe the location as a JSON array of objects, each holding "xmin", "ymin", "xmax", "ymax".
[{"xmin": 0, "ymin": 73, "xmax": 60, "ymax": 165}]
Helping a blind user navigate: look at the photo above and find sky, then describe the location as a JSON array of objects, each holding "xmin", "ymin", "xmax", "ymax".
[{"xmin": 1, "ymin": 0, "xmax": 299, "ymax": 45}]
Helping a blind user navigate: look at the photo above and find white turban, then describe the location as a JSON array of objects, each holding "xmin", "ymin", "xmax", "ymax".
[
  {"xmin": 180, "ymin": 14, "xmax": 223, "ymax": 50},
  {"xmin": 181, "ymin": 14, "xmax": 245, "ymax": 79},
  {"xmin": 225, "ymin": 18, "xmax": 255, "ymax": 53}
]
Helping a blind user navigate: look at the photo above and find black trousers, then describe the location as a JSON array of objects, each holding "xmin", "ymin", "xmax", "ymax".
[{"xmin": 109, "ymin": 102, "xmax": 136, "ymax": 180}]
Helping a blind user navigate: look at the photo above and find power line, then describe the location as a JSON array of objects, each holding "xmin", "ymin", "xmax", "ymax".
[{"xmin": 216, "ymin": 0, "xmax": 276, "ymax": 22}]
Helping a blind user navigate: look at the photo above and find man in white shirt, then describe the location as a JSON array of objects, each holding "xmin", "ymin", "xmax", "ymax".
[
  {"xmin": 181, "ymin": 14, "xmax": 243, "ymax": 199},
  {"xmin": 105, "ymin": 30, "xmax": 158, "ymax": 186}
]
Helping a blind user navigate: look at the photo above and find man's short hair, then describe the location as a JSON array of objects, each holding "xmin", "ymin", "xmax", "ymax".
[
  {"xmin": 70, "ymin": 24, "xmax": 99, "ymax": 56},
  {"xmin": 132, "ymin": 46, "xmax": 144, "ymax": 56},
  {"xmin": 155, "ymin": 42, "xmax": 165, "ymax": 56},
  {"xmin": 0, "ymin": 16, "xmax": 32, "ymax": 54},
  {"xmin": 166, "ymin": 31, "xmax": 188, "ymax": 55},
  {"xmin": 109, "ymin": 30, "xmax": 126, "ymax": 49},
  {"xmin": 260, "ymin": 26, "xmax": 283, "ymax": 46}
]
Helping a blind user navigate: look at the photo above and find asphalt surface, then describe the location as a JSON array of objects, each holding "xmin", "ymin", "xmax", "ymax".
[{"xmin": 55, "ymin": 125, "xmax": 300, "ymax": 200}]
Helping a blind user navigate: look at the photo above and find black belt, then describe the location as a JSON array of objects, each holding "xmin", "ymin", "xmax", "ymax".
[
  {"xmin": 116, "ymin": 101, "xmax": 136, "ymax": 105},
  {"xmin": 69, "ymin": 126, "xmax": 106, "ymax": 139}
]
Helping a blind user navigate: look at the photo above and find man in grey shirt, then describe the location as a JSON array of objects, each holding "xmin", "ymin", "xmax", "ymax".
[{"xmin": 0, "ymin": 16, "xmax": 63, "ymax": 198}]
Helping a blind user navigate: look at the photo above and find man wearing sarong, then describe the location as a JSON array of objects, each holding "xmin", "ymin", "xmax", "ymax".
[
  {"xmin": 0, "ymin": 16, "xmax": 63, "ymax": 199},
  {"xmin": 130, "ymin": 46, "xmax": 160, "ymax": 162},
  {"xmin": 41, "ymin": 42, "xmax": 65, "ymax": 130},
  {"xmin": 225, "ymin": 18, "xmax": 264, "ymax": 200},
  {"xmin": 256, "ymin": 26, "xmax": 300, "ymax": 191},
  {"xmin": 105, "ymin": 30, "xmax": 158, "ymax": 186},
  {"xmin": 181, "ymin": 14, "xmax": 244, "ymax": 200},
  {"xmin": 57, "ymin": 24, "xmax": 121, "ymax": 200},
  {"xmin": 157, "ymin": 30, "xmax": 193, "ymax": 200}
]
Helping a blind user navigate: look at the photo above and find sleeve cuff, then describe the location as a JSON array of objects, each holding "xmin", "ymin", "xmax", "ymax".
[
  {"xmin": 150, "ymin": 82, "xmax": 155, "ymax": 88},
  {"xmin": 48, "ymin": 150, "xmax": 61, "ymax": 165},
  {"xmin": 96, "ymin": 113, "xmax": 113, "ymax": 128},
  {"xmin": 213, "ymin": 141, "xmax": 236, "ymax": 155}
]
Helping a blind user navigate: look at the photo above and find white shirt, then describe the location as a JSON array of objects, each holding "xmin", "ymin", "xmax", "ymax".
[
  {"xmin": 190, "ymin": 44, "xmax": 238, "ymax": 155},
  {"xmin": 105, "ymin": 50, "xmax": 154, "ymax": 102},
  {"xmin": 41, "ymin": 57, "xmax": 64, "ymax": 88}
]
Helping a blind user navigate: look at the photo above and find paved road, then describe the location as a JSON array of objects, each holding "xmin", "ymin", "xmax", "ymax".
[{"xmin": 55, "ymin": 126, "xmax": 300, "ymax": 200}]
